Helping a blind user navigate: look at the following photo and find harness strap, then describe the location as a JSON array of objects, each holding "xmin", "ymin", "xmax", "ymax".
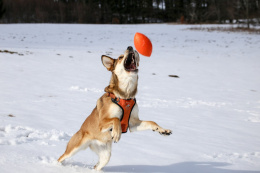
[{"xmin": 108, "ymin": 93, "xmax": 136, "ymax": 133}]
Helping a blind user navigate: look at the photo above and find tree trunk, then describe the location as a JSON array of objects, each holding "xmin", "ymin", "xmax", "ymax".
[{"xmin": 246, "ymin": 0, "xmax": 250, "ymax": 28}]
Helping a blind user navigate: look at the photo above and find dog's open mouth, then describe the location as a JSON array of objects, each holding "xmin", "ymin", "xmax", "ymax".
[{"xmin": 124, "ymin": 52, "xmax": 138, "ymax": 72}]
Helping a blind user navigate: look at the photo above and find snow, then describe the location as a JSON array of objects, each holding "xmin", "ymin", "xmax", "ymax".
[{"xmin": 0, "ymin": 24, "xmax": 260, "ymax": 173}]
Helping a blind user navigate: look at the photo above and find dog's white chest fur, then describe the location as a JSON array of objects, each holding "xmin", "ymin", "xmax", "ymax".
[
  {"xmin": 119, "ymin": 75, "xmax": 137, "ymax": 95},
  {"xmin": 109, "ymin": 103, "xmax": 122, "ymax": 119},
  {"xmin": 115, "ymin": 64, "xmax": 138, "ymax": 98}
]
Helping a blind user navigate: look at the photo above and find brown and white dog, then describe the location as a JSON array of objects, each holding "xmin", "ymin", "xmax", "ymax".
[{"xmin": 58, "ymin": 46, "xmax": 172, "ymax": 170}]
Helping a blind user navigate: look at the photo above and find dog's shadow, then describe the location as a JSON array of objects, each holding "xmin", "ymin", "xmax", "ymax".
[{"xmin": 104, "ymin": 162, "xmax": 259, "ymax": 173}]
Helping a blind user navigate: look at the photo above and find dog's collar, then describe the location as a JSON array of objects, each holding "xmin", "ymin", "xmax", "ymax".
[{"xmin": 107, "ymin": 93, "xmax": 135, "ymax": 102}]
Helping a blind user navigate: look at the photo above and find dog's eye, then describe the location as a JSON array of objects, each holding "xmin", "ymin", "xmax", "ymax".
[{"xmin": 119, "ymin": 55, "xmax": 124, "ymax": 60}]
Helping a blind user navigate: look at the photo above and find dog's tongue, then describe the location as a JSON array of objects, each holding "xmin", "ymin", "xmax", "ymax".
[{"xmin": 130, "ymin": 63, "xmax": 136, "ymax": 70}]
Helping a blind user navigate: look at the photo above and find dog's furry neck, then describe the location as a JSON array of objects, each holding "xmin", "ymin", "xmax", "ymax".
[{"xmin": 105, "ymin": 72, "xmax": 138, "ymax": 99}]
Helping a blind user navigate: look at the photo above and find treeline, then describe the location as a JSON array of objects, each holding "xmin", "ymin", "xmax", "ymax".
[{"xmin": 0, "ymin": 0, "xmax": 259, "ymax": 24}]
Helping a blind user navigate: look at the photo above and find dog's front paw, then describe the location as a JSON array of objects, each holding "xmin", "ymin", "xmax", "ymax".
[
  {"xmin": 111, "ymin": 128, "xmax": 121, "ymax": 143},
  {"xmin": 159, "ymin": 129, "xmax": 172, "ymax": 136},
  {"xmin": 153, "ymin": 127, "xmax": 172, "ymax": 136}
]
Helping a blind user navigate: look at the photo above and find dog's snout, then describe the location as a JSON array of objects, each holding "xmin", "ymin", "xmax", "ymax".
[{"xmin": 127, "ymin": 46, "xmax": 133, "ymax": 51}]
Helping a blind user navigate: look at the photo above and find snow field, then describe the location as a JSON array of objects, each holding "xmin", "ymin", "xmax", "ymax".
[{"xmin": 0, "ymin": 24, "xmax": 260, "ymax": 172}]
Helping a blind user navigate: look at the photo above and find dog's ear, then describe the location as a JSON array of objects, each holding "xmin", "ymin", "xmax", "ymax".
[{"xmin": 101, "ymin": 55, "xmax": 115, "ymax": 71}]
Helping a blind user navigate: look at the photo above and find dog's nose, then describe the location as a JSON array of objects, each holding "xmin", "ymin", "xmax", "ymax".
[{"xmin": 127, "ymin": 46, "xmax": 133, "ymax": 51}]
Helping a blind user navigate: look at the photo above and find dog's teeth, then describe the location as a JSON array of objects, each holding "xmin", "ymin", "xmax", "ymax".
[{"xmin": 132, "ymin": 57, "xmax": 135, "ymax": 64}]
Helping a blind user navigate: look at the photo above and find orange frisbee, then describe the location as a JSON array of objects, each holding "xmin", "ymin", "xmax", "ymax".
[{"xmin": 134, "ymin": 32, "xmax": 152, "ymax": 57}]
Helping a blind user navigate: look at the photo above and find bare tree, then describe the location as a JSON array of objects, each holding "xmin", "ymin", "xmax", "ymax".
[
  {"xmin": 0, "ymin": 0, "xmax": 6, "ymax": 20},
  {"xmin": 0, "ymin": 0, "xmax": 259, "ymax": 24}
]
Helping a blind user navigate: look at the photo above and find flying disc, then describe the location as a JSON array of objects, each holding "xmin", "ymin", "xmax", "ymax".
[{"xmin": 134, "ymin": 32, "xmax": 152, "ymax": 57}]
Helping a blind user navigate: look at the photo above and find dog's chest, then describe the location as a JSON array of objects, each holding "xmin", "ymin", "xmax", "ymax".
[{"xmin": 108, "ymin": 103, "xmax": 123, "ymax": 119}]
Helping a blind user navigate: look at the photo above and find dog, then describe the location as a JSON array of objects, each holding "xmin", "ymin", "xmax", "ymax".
[{"xmin": 58, "ymin": 46, "xmax": 172, "ymax": 170}]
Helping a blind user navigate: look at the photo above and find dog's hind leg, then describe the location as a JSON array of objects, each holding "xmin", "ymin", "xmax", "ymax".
[
  {"xmin": 90, "ymin": 141, "xmax": 112, "ymax": 171},
  {"xmin": 58, "ymin": 131, "xmax": 91, "ymax": 163}
]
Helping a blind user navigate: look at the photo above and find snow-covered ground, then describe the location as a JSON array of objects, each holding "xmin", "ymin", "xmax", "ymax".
[{"xmin": 0, "ymin": 24, "xmax": 260, "ymax": 173}]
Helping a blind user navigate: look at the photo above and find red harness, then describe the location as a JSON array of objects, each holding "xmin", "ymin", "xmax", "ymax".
[{"xmin": 108, "ymin": 93, "xmax": 136, "ymax": 133}]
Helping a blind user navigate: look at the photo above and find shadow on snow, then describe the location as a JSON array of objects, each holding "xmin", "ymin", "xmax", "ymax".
[{"xmin": 103, "ymin": 162, "xmax": 260, "ymax": 173}]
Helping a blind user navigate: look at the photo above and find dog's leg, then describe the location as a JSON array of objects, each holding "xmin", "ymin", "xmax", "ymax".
[
  {"xmin": 129, "ymin": 118, "xmax": 172, "ymax": 135},
  {"xmin": 130, "ymin": 119, "xmax": 172, "ymax": 135},
  {"xmin": 99, "ymin": 118, "xmax": 122, "ymax": 143},
  {"xmin": 90, "ymin": 141, "xmax": 112, "ymax": 171},
  {"xmin": 129, "ymin": 105, "xmax": 172, "ymax": 136},
  {"xmin": 58, "ymin": 131, "xmax": 91, "ymax": 163}
]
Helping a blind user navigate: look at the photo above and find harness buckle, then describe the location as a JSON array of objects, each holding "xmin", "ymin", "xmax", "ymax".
[{"xmin": 111, "ymin": 97, "xmax": 120, "ymax": 104}]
